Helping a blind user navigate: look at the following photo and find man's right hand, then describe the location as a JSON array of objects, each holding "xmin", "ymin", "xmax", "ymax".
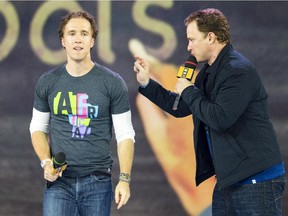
[
  {"xmin": 43, "ymin": 160, "xmax": 62, "ymax": 182},
  {"xmin": 133, "ymin": 55, "xmax": 150, "ymax": 87}
]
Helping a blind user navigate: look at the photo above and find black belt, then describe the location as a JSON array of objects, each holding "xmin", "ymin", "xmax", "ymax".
[{"xmin": 63, "ymin": 170, "xmax": 111, "ymax": 179}]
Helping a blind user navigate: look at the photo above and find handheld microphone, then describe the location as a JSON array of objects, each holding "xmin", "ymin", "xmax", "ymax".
[
  {"xmin": 51, "ymin": 152, "xmax": 67, "ymax": 175},
  {"xmin": 172, "ymin": 55, "xmax": 197, "ymax": 110},
  {"xmin": 46, "ymin": 152, "xmax": 67, "ymax": 188}
]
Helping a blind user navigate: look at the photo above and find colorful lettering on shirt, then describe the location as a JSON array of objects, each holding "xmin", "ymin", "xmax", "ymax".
[{"xmin": 53, "ymin": 92, "xmax": 98, "ymax": 138}]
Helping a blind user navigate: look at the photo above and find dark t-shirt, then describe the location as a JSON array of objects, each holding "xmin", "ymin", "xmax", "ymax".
[{"xmin": 33, "ymin": 63, "xmax": 131, "ymax": 177}]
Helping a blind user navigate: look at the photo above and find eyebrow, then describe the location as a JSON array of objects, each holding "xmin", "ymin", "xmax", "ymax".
[{"xmin": 67, "ymin": 30, "xmax": 90, "ymax": 34}]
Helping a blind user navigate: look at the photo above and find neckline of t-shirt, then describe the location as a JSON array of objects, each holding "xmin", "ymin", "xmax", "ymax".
[{"xmin": 63, "ymin": 63, "xmax": 98, "ymax": 79}]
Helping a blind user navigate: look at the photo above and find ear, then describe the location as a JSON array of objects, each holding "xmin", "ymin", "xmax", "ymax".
[
  {"xmin": 207, "ymin": 32, "xmax": 216, "ymax": 44},
  {"xmin": 90, "ymin": 37, "xmax": 95, "ymax": 48},
  {"xmin": 61, "ymin": 37, "xmax": 66, "ymax": 49}
]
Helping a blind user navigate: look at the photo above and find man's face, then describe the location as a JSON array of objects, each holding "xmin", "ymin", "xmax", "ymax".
[
  {"xmin": 186, "ymin": 21, "xmax": 210, "ymax": 63},
  {"xmin": 61, "ymin": 18, "xmax": 94, "ymax": 62}
]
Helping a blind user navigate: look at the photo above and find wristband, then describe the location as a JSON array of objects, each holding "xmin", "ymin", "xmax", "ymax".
[
  {"xmin": 40, "ymin": 158, "xmax": 52, "ymax": 168},
  {"xmin": 119, "ymin": 173, "xmax": 131, "ymax": 183}
]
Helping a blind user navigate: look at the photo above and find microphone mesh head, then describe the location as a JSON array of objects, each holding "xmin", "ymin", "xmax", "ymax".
[
  {"xmin": 53, "ymin": 152, "xmax": 66, "ymax": 165},
  {"xmin": 184, "ymin": 55, "xmax": 197, "ymax": 69}
]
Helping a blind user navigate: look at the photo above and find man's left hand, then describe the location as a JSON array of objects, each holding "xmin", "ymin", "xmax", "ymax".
[
  {"xmin": 115, "ymin": 181, "xmax": 131, "ymax": 209},
  {"xmin": 175, "ymin": 78, "xmax": 193, "ymax": 95}
]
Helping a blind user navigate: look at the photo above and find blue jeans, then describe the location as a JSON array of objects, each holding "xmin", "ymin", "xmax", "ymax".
[
  {"xmin": 43, "ymin": 174, "xmax": 113, "ymax": 216},
  {"xmin": 212, "ymin": 175, "xmax": 286, "ymax": 215}
]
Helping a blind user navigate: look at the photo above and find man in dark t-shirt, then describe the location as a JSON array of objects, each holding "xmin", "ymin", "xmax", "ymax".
[{"xmin": 30, "ymin": 11, "xmax": 135, "ymax": 216}]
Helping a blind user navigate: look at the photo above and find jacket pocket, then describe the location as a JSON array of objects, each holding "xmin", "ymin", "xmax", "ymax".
[
  {"xmin": 224, "ymin": 132, "xmax": 247, "ymax": 159},
  {"xmin": 212, "ymin": 131, "xmax": 248, "ymax": 181}
]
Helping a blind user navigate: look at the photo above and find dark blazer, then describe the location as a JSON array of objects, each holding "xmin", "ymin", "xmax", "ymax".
[{"xmin": 139, "ymin": 44, "xmax": 283, "ymax": 189}]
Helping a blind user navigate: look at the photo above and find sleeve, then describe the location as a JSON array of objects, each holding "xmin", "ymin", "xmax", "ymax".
[
  {"xmin": 33, "ymin": 74, "xmax": 51, "ymax": 112},
  {"xmin": 181, "ymin": 66, "xmax": 261, "ymax": 131},
  {"xmin": 29, "ymin": 108, "xmax": 50, "ymax": 134},
  {"xmin": 112, "ymin": 110, "xmax": 135, "ymax": 144},
  {"xmin": 110, "ymin": 74, "xmax": 131, "ymax": 114},
  {"xmin": 30, "ymin": 73, "xmax": 51, "ymax": 135},
  {"xmin": 138, "ymin": 78, "xmax": 192, "ymax": 117}
]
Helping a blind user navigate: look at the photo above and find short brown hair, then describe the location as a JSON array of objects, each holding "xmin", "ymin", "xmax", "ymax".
[
  {"xmin": 184, "ymin": 8, "xmax": 230, "ymax": 44},
  {"xmin": 58, "ymin": 11, "xmax": 98, "ymax": 41}
]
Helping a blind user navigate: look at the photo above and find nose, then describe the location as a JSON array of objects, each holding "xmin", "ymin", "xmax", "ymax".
[
  {"xmin": 75, "ymin": 34, "xmax": 82, "ymax": 43},
  {"xmin": 187, "ymin": 41, "xmax": 192, "ymax": 52}
]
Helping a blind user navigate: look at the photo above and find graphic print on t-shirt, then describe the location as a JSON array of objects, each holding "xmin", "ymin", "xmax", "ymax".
[{"xmin": 53, "ymin": 92, "xmax": 98, "ymax": 138}]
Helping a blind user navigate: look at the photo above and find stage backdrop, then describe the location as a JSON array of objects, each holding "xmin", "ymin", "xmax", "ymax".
[{"xmin": 0, "ymin": 1, "xmax": 287, "ymax": 216}]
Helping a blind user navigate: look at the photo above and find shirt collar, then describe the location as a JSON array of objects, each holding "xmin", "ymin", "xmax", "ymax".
[{"xmin": 206, "ymin": 43, "xmax": 232, "ymax": 74}]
